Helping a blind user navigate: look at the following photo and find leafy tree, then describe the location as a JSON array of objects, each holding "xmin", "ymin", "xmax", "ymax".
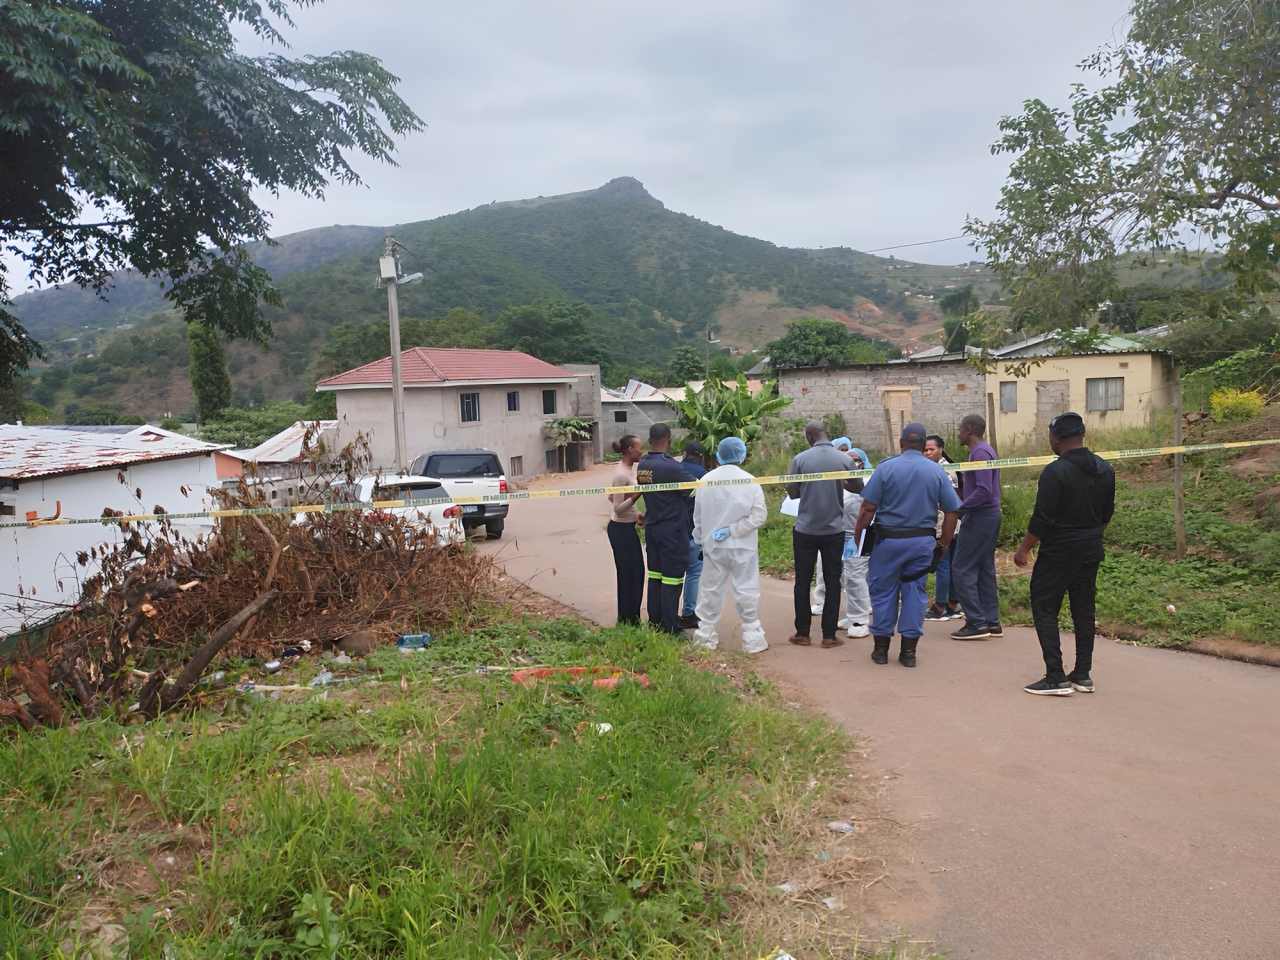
[
  {"xmin": 666, "ymin": 344, "xmax": 704, "ymax": 384},
  {"xmin": 60, "ymin": 401, "xmax": 144, "ymax": 425},
  {"xmin": 939, "ymin": 284, "xmax": 980, "ymax": 317},
  {"xmin": 499, "ymin": 300, "xmax": 603, "ymax": 366},
  {"xmin": 707, "ymin": 354, "xmax": 739, "ymax": 381},
  {"xmin": 1154, "ymin": 310, "xmax": 1280, "ymax": 371},
  {"xmin": 197, "ymin": 400, "xmax": 319, "ymax": 448},
  {"xmin": 765, "ymin": 317, "xmax": 887, "ymax": 368},
  {"xmin": 670, "ymin": 375, "xmax": 793, "ymax": 451},
  {"xmin": 188, "ymin": 322, "xmax": 232, "ymax": 422},
  {"xmin": 968, "ymin": 0, "xmax": 1280, "ymax": 329},
  {"xmin": 1, "ymin": 0, "xmax": 423, "ymax": 396},
  {"xmin": 319, "ymin": 308, "xmax": 497, "ymax": 376},
  {"xmin": 941, "ymin": 316, "xmax": 970, "ymax": 352}
]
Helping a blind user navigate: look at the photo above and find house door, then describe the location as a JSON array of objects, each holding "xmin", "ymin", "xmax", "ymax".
[
  {"xmin": 883, "ymin": 390, "xmax": 912, "ymax": 452},
  {"xmin": 1035, "ymin": 380, "xmax": 1071, "ymax": 436}
]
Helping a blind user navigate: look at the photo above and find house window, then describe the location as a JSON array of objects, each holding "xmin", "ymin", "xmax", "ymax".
[
  {"xmin": 507, "ymin": 391, "xmax": 520, "ymax": 412},
  {"xmin": 614, "ymin": 410, "xmax": 627, "ymax": 422},
  {"xmin": 1086, "ymin": 377, "xmax": 1125, "ymax": 412},
  {"xmin": 0, "ymin": 502, "xmax": 14, "ymax": 517},
  {"xmin": 460, "ymin": 392, "xmax": 481, "ymax": 422},
  {"xmin": 545, "ymin": 449, "xmax": 557, "ymax": 469},
  {"xmin": 999, "ymin": 381, "xmax": 1018, "ymax": 413},
  {"xmin": 542, "ymin": 389, "xmax": 558, "ymax": 415},
  {"xmin": 510, "ymin": 456, "xmax": 523, "ymax": 476}
]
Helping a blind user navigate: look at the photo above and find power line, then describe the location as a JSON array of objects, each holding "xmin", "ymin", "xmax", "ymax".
[{"xmin": 863, "ymin": 235, "xmax": 969, "ymax": 254}]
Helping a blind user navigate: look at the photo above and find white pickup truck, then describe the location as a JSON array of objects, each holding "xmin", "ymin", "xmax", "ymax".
[{"xmin": 408, "ymin": 449, "xmax": 509, "ymax": 539}]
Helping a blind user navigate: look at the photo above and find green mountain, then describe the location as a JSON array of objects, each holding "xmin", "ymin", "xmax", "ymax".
[{"xmin": 12, "ymin": 177, "xmax": 1003, "ymax": 422}]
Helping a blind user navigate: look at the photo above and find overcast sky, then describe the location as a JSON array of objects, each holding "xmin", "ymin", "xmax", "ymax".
[{"xmin": 235, "ymin": 0, "xmax": 1131, "ymax": 267}]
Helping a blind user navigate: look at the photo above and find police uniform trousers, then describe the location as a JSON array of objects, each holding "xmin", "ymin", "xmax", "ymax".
[
  {"xmin": 867, "ymin": 535, "xmax": 935, "ymax": 639},
  {"xmin": 644, "ymin": 519, "xmax": 689, "ymax": 634}
]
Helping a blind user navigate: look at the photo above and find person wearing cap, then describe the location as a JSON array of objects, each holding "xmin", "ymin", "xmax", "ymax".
[
  {"xmin": 633, "ymin": 423, "xmax": 697, "ymax": 634},
  {"xmin": 786, "ymin": 421, "xmax": 854, "ymax": 648},
  {"xmin": 811, "ymin": 437, "xmax": 857, "ymax": 616},
  {"xmin": 678, "ymin": 440, "xmax": 709, "ymax": 630},
  {"xmin": 854, "ymin": 422, "xmax": 961, "ymax": 667},
  {"xmin": 691, "ymin": 436, "xmax": 769, "ymax": 653},
  {"xmin": 1015, "ymin": 412, "xmax": 1116, "ymax": 696},
  {"xmin": 949, "ymin": 414, "xmax": 1004, "ymax": 641}
]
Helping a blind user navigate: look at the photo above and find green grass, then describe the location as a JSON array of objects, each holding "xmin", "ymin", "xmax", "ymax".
[{"xmin": 0, "ymin": 621, "xmax": 928, "ymax": 958}]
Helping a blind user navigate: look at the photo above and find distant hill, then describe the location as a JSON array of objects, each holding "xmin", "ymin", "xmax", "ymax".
[{"xmin": 11, "ymin": 178, "xmax": 1005, "ymax": 421}]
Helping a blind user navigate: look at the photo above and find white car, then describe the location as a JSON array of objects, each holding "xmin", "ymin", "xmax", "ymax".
[{"xmin": 294, "ymin": 474, "xmax": 466, "ymax": 546}]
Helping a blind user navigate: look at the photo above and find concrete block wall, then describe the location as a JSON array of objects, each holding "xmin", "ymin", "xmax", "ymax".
[{"xmin": 778, "ymin": 362, "xmax": 987, "ymax": 455}]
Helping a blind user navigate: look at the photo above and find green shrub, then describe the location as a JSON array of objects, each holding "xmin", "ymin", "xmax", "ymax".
[{"xmin": 1210, "ymin": 388, "xmax": 1265, "ymax": 423}]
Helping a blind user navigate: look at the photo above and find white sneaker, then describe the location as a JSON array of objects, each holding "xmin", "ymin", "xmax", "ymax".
[
  {"xmin": 837, "ymin": 617, "xmax": 850, "ymax": 630},
  {"xmin": 847, "ymin": 623, "xmax": 870, "ymax": 638},
  {"xmin": 811, "ymin": 604, "xmax": 823, "ymax": 615}
]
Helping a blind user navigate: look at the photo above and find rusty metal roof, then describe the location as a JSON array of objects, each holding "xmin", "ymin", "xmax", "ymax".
[{"xmin": 0, "ymin": 424, "xmax": 225, "ymax": 481}]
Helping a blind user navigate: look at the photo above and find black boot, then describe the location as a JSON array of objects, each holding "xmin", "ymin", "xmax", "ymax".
[
  {"xmin": 871, "ymin": 635, "xmax": 891, "ymax": 665},
  {"xmin": 899, "ymin": 636, "xmax": 919, "ymax": 668}
]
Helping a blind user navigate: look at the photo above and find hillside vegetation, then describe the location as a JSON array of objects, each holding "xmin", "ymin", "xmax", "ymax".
[{"xmin": 11, "ymin": 178, "xmax": 997, "ymax": 423}]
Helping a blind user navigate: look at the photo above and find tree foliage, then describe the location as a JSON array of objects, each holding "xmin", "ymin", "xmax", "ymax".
[
  {"xmin": 0, "ymin": 0, "xmax": 423, "ymax": 404},
  {"xmin": 939, "ymin": 284, "xmax": 981, "ymax": 317},
  {"xmin": 188, "ymin": 321, "xmax": 232, "ymax": 422},
  {"xmin": 968, "ymin": 0, "xmax": 1280, "ymax": 329},
  {"xmin": 498, "ymin": 300, "xmax": 603, "ymax": 366},
  {"xmin": 670, "ymin": 375, "xmax": 793, "ymax": 450},
  {"xmin": 765, "ymin": 317, "xmax": 888, "ymax": 368},
  {"xmin": 666, "ymin": 343, "xmax": 705, "ymax": 384}
]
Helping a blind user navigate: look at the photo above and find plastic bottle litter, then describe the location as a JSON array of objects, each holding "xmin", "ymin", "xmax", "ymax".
[
  {"xmin": 826, "ymin": 820, "xmax": 855, "ymax": 833},
  {"xmin": 397, "ymin": 633, "xmax": 436, "ymax": 648},
  {"xmin": 264, "ymin": 660, "xmax": 281, "ymax": 673},
  {"xmin": 309, "ymin": 671, "xmax": 334, "ymax": 687}
]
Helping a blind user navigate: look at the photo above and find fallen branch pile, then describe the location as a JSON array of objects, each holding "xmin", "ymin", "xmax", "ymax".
[{"xmin": 1, "ymin": 450, "xmax": 496, "ymax": 730}]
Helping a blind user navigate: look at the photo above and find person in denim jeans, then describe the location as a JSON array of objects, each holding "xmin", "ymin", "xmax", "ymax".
[
  {"xmin": 924, "ymin": 435, "xmax": 962, "ymax": 620},
  {"xmin": 949, "ymin": 415, "xmax": 1003, "ymax": 640}
]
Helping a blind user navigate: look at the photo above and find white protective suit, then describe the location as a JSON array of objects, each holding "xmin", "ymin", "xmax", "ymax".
[{"xmin": 691, "ymin": 463, "xmax": 769, "ymax": 653}]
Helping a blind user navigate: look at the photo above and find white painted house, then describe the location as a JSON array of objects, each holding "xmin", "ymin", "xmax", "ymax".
[{"xmin": 0, "ymin": 425, "xmax": 237, "ymax": 638}]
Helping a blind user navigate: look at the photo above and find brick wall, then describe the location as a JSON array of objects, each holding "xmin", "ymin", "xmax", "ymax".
[{"xmin": 778, "ymin": 362, "xmax": 987, "ymax": 454}]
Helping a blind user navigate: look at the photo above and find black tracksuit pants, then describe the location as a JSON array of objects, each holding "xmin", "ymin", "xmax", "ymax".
[
  {"xmin": 1030, "ymin": 546, "xmax": 1101, "ymax": 682},
  {"xmin": 608, "ymin": 520, "xmax": 644, "ymax": 626},
  {"xmin": 644, "ymin": 520, "xmax": 689, "ymax": 634}
]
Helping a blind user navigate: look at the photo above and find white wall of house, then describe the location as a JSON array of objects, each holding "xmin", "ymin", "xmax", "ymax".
[
  {"xmin": 332, "ymin": 380, "xmax": 573, "ymax": 478},
  {"xmin": 600, "ymin": 399, "xmax": 678, "ymax": 450},
  {"xmin": 0, "ymin": 454, "xmax": 222, "ymax": 637}
]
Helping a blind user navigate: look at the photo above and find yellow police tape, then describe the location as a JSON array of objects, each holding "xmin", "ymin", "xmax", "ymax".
[{"xmin": 5, "ymin": 437, "xmax": 1278, "ymax": 529}]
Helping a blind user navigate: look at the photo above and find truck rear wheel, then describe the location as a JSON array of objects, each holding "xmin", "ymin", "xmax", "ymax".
[{"xmin": 485, "ymin": 518, "xmax": 505, "ymax": 539}]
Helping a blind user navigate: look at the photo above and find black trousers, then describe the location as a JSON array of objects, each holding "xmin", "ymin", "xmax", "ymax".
[
  {"xmin": 793, "ymin": 530, "xmax": 845, "ymax": 639},
  {"xmin": 608, "ymin": 520, "xmax": 644, "ymax": 626},
  {"xmin": 644, "ymin": 520, "xmax": 689, "ymax": 634},
  {"xmin": 1030, "ymin": 548, "xmax": 1101, "ymax": 682}
]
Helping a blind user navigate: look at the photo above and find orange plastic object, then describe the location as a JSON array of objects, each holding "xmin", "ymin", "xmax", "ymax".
[{"xmin": 510, "ymin": 666, "xmax": 650, "ymax": 690}]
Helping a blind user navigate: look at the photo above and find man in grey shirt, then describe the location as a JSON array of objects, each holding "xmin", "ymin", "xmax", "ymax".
[{"xmin": 787, "ymin": 420, "xmax": 853, "ymax": 647}]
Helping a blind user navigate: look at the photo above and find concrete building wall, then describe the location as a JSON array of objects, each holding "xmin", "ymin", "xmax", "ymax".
[
  {"xmin": 779, "ymin": 362, "xmax": 986, "ymax": 455},
  {"xmin": 333, "ymin": 381, "xmax": 571, "ymax": 478},
  {"xmin": 1, "ymin": 454, "xmax": 223, "ymax": 636},
  {"xmin": 600, "ymin": 399, "xmax": 678, "ymax": 451},
  {"xmin": 562, "ymin": 363, "xmax": 604, "ymax": 464},
  {"xmin": 985, "ymin": 353, "xmax": 1174, "ymax": 450}
]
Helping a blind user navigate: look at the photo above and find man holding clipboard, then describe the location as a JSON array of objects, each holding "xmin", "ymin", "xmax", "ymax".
[{"xmin": 854, "ymin": 422, "xmax": 961, "ymax": 668}]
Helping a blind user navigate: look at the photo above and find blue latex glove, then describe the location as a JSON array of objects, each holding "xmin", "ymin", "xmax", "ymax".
[
  {"xmin": 842, "ymin": 537, "xmax": 858, "ymax": 559},
  {"xmin": 711, "ymin": 526, "xmax": 731, "ymax": 542}
]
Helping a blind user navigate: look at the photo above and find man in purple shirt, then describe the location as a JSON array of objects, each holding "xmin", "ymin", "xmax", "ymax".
[{"xmin": 949, "ymin": 414, "xmax": 1004, "ymax": 640}]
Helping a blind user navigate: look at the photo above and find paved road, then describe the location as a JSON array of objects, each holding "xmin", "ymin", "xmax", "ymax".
[{"xmin": 483, "ymin": 463, "xmax": 1280, "ymax": 960}]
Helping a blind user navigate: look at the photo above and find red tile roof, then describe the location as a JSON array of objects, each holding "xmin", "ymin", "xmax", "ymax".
[{"xmin": 316, "ymin": 347, "xmax": 575, "ymax": 389}]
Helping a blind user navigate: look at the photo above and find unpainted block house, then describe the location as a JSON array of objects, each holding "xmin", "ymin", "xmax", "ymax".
[
  {"xmin": 316, "ymin": 348, "xmax": 596, "ymax": 479},
  {"xmin": 778, "ymin": 336, "xmax": 1175, "ymax": 455}
]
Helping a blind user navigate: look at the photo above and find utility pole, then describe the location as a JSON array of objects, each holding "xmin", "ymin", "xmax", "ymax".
[
  {"xmin": 704, "ymin": 326, "xmax": 720, "ymax": 382},
  {"xmin": 1173, "ymin": 373, "xmax": 1186, "ymax": 560},
  {"xmin": 380, "ymin": 236, "xmax": 409, "ymax": 474}
]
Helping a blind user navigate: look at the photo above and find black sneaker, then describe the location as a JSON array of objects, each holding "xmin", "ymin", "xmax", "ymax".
[
  {"xmin": 677, "ymin": 614, "xmax": 699, "ymax": 630},
  {"xmin": 986, "ymin": 625, "xmax": 1004, "ymax": 639},
  {"xmin": 1068, "ymin": 674, "xmax": 1095, "ymax": 693},
  {"xmin": 924, "ymin": 605, "xmax": 950, "ymax": 621},
  {"xmin": 945, "ymin": 605, "xmax": 964, "ymax": 620},
  {"xmin": 950, "ymin": 623, "xmax": 992, "ymax": 640},
  {"xmin": 1024, "ymin": 677, "xmax": 1073, "ymax": 696}
]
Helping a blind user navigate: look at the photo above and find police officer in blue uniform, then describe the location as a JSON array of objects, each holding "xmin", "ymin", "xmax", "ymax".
[
  {"xmin": 854, "ymin": 422, "xmax": 961, "ymax": 667},
  {"xmin": 634, "ymin": 423, "xmax": 697, "ymax": 634}
]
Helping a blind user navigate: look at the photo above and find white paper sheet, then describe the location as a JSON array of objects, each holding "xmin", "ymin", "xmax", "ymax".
[{"xmin": 779, "ymin": 496, "xmax": 800, "ymax": 517}]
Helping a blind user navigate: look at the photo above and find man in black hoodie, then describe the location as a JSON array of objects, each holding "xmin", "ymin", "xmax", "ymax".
[{"xmin": 1014, "ymin": 412, "xmax": 1116, "ymax": 696}]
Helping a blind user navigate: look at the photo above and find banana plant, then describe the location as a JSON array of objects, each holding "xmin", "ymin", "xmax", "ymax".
[{"xmin": 671, "ymin": 374, "xmax": 792, "ymax": 451}]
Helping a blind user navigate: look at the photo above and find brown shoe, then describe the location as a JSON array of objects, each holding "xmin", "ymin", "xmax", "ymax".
[
  {"xmin": 788, "ymin": 633, "xmax": 812, "ymax": 646},
  {"xmin": 820, "ymin": 637, "xmax": 845, "ymax": 648}
]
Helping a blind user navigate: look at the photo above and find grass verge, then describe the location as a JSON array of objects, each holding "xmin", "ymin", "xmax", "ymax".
[{"xmin": 0, "ymin": 620, "xmax": 935, "ymax": 959}]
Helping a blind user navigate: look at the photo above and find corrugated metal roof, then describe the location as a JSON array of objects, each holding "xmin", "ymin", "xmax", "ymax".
[
  {"xmin": 315, "ymin": 347, "xmax": 574, "ymax": 388},
  {"xmin": 233, "ymin": 420, "xmax": 339, "ymax": 463},
  {"xmin": 0, "ymin": 424, "xmax": 223, "ymax": 480}
]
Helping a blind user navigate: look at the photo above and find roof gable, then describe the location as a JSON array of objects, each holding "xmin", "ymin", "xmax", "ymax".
[{"xmin": 316, "ymin": 347, "xmax": 575, "ymax": 389}]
